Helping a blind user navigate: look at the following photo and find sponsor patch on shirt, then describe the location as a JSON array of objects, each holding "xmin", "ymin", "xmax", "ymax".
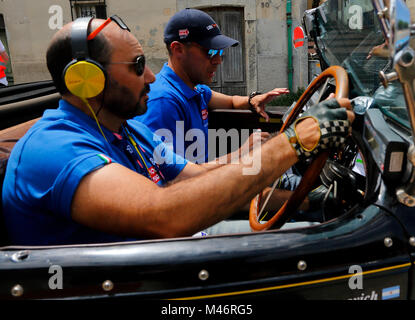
[{"xmin": 148, "ymin": 166, "xmax": 161, "ymax": 184}]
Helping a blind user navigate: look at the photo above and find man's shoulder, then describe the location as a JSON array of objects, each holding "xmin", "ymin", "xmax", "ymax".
[
  {"xmin": 196, "ymin": 84, "xmax": 212, "ymax": 93},
  {"xmin": 147, "ymin": 78, "xmax": 187, "ymax": 114},
  {"xmin": 149, "ymin": 74, "xmax": 183, "ymax": 101},
  {"xmin": 29, "ymin": 109, "xmax": 91, "ymax": 136},
  {"xmin": 16, "ymin": 109, "xmax": 104, "ymax": 155},
  {"xmin": 126, "ymin": 119, "xmax": 152, "ymax": 134}
]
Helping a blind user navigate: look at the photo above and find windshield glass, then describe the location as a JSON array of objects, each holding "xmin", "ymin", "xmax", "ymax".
[{"xmin": 315, "ymin": 0, "xmax": 410, "ymax": 129}]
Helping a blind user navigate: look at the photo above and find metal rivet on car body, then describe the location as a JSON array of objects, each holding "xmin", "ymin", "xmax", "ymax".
[
  {"xmin": 409, "ymin": 237, "xmax": 415, "ymax": 247},
  {"xmin": 297, "ymin": 260, "xmax": 307, "ymax": 271},
  {"xmin": 102, "ymin": 280, "xmax": 114, "ymax": 292},
  {"xmin": 384, "ymin": 237, "xmax": 393, "ymax": 248},
  {"xmin": 11, "ymin": 284, "xmax": 23, "ymax": 297},
  {"xmin": 198, "ymin": 269, "xmax": 209, "ymax": 281},
  {"xmin": 10, "ymin": 250, "xmax": 30, "ymax": 263}
]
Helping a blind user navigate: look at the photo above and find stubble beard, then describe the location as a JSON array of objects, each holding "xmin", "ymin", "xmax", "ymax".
[{"xmin": 102, "ymin": 79, "xmax": 149, "ymax": 119}]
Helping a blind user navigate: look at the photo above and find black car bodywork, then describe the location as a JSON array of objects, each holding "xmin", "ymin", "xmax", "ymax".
[{"xmin": 1, "ymin": 0, "xmax": 415, "ymax": 301}]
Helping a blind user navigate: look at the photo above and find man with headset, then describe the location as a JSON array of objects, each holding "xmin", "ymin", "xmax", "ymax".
[{"xmin": 2, "ymin": 16, "xmax": 354, "ymax": 246}]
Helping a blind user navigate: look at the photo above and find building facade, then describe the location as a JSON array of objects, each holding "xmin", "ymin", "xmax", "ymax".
[
  {"xmin": 1, "ymin": 0, "xmax": 413, "ymax": 93},
  {"xmin": 0, "ymin": 0, "xmax": 309, "ymax": 95}
]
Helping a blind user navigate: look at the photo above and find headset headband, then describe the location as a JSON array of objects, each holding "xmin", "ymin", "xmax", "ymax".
[{"xmin": 71, "ymin": 17, "xmax": 93, "ymax": 60}]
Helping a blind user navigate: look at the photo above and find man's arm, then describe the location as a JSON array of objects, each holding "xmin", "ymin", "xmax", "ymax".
[
  {"xmin": 71, "ymin": 98, "xmax": 354, "ymax": 239},
  {"xmin": 71, "ymin": 129, "xmax": 299, "ymax": 239},
  {"xmin": 208, "ymin": 88, "xmax": 290, "ymax": 121},
  {"xmin": 198, "ymin": 130, "xmax": 270, "ymax": 171}
]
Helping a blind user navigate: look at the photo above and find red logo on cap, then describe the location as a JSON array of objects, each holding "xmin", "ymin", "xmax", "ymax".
[
  {"xmin": 179, "ymin": 29, "xmax": 189, "ymax": 39},
  {"xmin": 206, "ymin": 24, "xmax": 217, "ymax": 31}
]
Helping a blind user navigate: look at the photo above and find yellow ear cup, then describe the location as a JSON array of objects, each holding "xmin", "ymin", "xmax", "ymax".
[{"xmin": 64, "ymin": 61, "xmax": 105, "ymax": 99}]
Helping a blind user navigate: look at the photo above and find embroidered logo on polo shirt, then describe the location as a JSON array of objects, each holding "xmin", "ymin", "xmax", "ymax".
[{"xmin": 148, "ymin": 166, "xmax": 161, "ymax": 184}]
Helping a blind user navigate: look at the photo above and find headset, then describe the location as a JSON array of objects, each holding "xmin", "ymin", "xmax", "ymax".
[
  {"xmin": 62, "ymin": 17, "xmax": 109, "ymax": 141},
  {"xmin": 63, "ymin": 17, "xmax": 106, "ymax": 100},
  {"xmin": 61, "ymin": 16, "xmax": 131, "ymax": 142}
]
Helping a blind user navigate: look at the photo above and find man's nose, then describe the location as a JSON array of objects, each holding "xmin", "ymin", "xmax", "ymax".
[
  {"xmin": 144, "ymin": 66, "xmax": 156, "ymax": 84},
  {"xmin": 210, "ymin": 54, "xmax": 222, "ymax": 65}
]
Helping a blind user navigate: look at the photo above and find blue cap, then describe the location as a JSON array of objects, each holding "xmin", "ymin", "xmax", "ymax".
[{"xmin": 164, "ymin": 8, "xmax": 239, "ymax": 49}]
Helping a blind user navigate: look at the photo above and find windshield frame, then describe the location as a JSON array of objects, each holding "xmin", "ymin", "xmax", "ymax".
[{"xmin": 308, "ymin": 0, "xmax": 411, "ymax": 131}]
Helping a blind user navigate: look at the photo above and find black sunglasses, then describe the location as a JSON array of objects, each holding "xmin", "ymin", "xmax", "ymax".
[
  {"xmin": 110, "ymin": 15, "xmax": 130, "ymax": 32},
  {"xmin": 108, "ymin": 55, "xmax": 146, "ymax": 76},
  {"xmin": 87, "ymin": 15, "xmax": 130, "ymax": 41}
]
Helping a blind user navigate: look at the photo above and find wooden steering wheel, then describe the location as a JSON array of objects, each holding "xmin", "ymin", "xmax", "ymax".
[{"xmin": 249, "ymin": 66, "xmax": 349, "ymax": 231}]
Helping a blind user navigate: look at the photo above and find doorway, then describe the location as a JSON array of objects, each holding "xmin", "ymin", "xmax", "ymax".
[{"xmin": 202, "ymin": 7, "xmax": 246, "ymax": 96}]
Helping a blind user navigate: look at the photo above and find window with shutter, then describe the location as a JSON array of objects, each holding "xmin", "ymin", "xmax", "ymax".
[{"xmin": 70, "ymin": 0, "xmax": 107, "ymax": 19}]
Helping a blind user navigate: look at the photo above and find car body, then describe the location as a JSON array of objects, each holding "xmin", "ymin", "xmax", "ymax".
[{"xmin": 0, "ymin": 0, "xmax": 415, "ymax": 301}]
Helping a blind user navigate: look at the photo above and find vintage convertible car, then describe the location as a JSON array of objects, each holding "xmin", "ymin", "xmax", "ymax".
[{"xmin": 0, "ymin": 0, "xmax": 415, "ymax": 301}]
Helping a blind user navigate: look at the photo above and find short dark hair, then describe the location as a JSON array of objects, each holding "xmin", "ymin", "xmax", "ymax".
[
  {"xmin": 46, "ymin": 25, "xmax": 112, "ymax": 95},
  {"xmin": 165, "ymin": 40, "xmax": 192, "ymax": 57},
  {"xmin": 165, "ymin": 42, "xmax": 172, "ymax": 56}
]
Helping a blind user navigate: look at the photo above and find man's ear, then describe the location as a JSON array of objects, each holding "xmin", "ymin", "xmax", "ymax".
[{"xmin": 170, "ymin": 41, "xmax": 186, "ymax": 56}]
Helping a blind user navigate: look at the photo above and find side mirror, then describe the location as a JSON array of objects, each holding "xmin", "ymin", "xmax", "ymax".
[{"xmin": 389, "ymin": 0, "xmax": 411, "ymax": 61}]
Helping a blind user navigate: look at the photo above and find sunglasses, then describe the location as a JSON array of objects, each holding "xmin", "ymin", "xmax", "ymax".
[
  {"xmin": 207, "ymin": 49, "xmax": 224, "ymax": 59},
  {"xmin": 108, "ymin": 55, "xmax": 146, "ymax": 76},
  {"xmin": 186, "ymin": 42, "xmax": 224, "ymax": 59},
  {"xmin": 87, "ymin": 15, "xmax": 130, "ymax": 41}
]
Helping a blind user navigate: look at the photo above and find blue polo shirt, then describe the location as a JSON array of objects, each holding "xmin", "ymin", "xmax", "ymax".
[
  {"xmin": 2, "ymin": 99, "xmax": 187, "ymax": 246},
  {"xmin": 136, "ymin": 63, "xmax": 212, "ymax": 163}
]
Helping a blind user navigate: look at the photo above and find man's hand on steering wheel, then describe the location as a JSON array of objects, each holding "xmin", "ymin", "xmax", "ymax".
[
  {"xmin": 250, "ymin": 66, "xmax": 355, "ymax": 231},
  {"xmin": 283, "ymin": 98, "xmax": 355, "ymax": 162}
]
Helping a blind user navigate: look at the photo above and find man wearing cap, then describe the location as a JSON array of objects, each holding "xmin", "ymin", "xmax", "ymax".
[{"xmin": 136, "ymin": 9, "xmax": 289, "ymax": 164}]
